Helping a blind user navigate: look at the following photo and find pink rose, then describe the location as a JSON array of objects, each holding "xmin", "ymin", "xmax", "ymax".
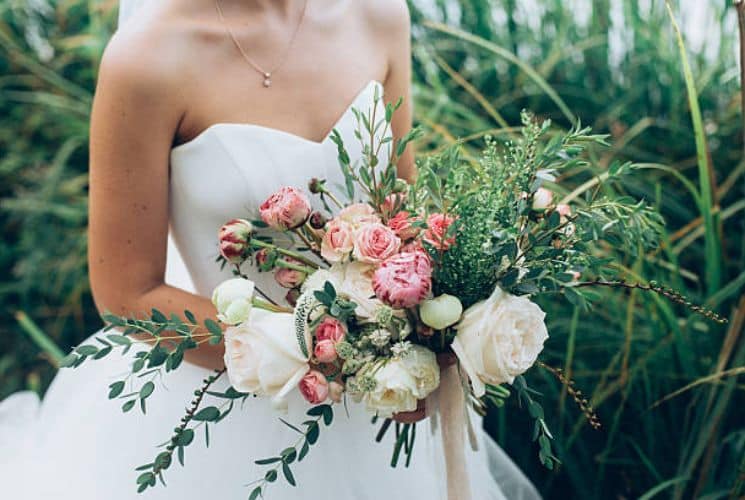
[
  {"xmin": 339, "ymin": 203, "xmax": 380, "ymax": 228},
  {"xmin": 353, "ymin": 223, "xmax": 401, "ymax": 264},
  {"xmin": 372, "ymin": 251, "xmax": 432, "ymax": 309},
  {"xmin": 298, "ymin": 370, "xmax": 329, "ymax": 404},
  {"xmin": 328, "ymin": 381, "xmax": 345, "ymax": 403},
  {"xmin": 387, "ymin": 211, "xmax": 420, "ymax": 241},
  {"xmin": 315, "ymin": 316, "xmax": 346, "ymax": 343},
  {"xmin": 321, "ymin": 218, "xmax": 354, "ymax": 262},
  {"xmin": 259, "ymin": 186, "xmax": 312, "ymax": 231},
  {"xmin": 218, "ymin": 219, "xmax": 254, "ymax": 264},
  {"xmin": 274, "ymin": 257, "xmax": 307, "ymax": 289},
  {"xmin": 314, "ymin": 339, "xmax": 338, "ymax": 363},
  {"xmin": 423, "ymin": 213, "xmax": 457, "ymax": 250}
]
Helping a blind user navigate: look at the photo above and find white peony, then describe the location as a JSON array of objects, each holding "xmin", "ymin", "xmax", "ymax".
[
  {"xmin": 223, "ymin": 309, "xmax": 311, "ymax": 409},
  {"xmin": 399, "ymin": 345, "xmax": 440, "ymax": 399},
  {"xmin": 419, "ymin": 294, "xmax": 463, "ymax": 330},
  {"xmin": 211, "ymin": 278, "xmax": 255, "ymax": 325},
  {"xmin": 452, "ymin": 287, "xmax": 548, "ymax": 397},
  {"xmin": 363, "ymin": 360, "xmax": 419, "ymax": 417}
]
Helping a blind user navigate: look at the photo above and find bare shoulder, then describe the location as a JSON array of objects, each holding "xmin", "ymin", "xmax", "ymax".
[
  {"xmin": 96, "ymin": 4, "xmax": 190, "ymax": 104},
  {"xmin": 358, "ymin": 0, "xmax": 411, "ymax": 38}
]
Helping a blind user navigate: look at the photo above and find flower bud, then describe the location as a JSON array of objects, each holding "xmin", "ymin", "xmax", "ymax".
[
  {"xmin": 309, "ymin": 211, "xmax": 327, "ymax": 230},
  {"xmin": 531, "ymin": 188, "xmax": 553, "ymax": 211},
  {"xmin": 420, "ymin": 294, "xmax": 463, "ymax": 330},
  {"xmin": 285, "ymin": 288, "xmax": 300, "ymax": 307},
  {"xmin": 218, "ymin": 219, "xmax": 254, "ymax": 264},
  {"xmin": 308, "ymin": 177, "xmax": 324, "ymax": 194},
  {"xmin": 211, "ymin": 278, "xmax": 255, "ymax": 325}
]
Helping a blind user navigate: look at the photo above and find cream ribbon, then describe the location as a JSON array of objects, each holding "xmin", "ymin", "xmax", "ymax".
[{"xmin": 427, "ymin": 364, "xmax": 478, "ymax": 500}]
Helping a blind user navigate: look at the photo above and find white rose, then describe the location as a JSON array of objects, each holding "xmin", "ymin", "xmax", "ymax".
[
  {"xmin": 399, "ymin": 345, "xmax": 440, "ymax": 399},
  {"xmin": 452, "ymin": 287, "xmax": 548, "ymax": 396},
  {"xmin": 223, "ymin": 309, "xmax": 311, "ymax": 409},
  {"xmin": 211, "ymin": 278, "xmax": 255, "ymax": 325},
  {"xmin": 363, "ymin": 360, "xmax": 419, "ymax": 417}
]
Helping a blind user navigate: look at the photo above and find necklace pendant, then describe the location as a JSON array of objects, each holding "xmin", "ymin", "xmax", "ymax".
[{"xmin": 262, "ymin": 72, "xmax": 272, "ymax": 88}]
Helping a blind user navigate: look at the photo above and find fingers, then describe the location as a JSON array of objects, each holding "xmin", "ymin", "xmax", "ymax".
[{"xmin": 393, "ymin": 399, "xmax": 426, "ymax": 424}]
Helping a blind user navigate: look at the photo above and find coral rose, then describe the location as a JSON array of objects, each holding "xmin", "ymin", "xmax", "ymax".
[{"xmin": 298, "ymin": 370, "xmax": 329, "ymax": 404}]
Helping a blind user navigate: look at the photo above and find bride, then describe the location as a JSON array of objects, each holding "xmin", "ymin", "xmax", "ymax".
[{"xmin": 0, "ymin": 1, "xmax": 541, "ymax": 498}]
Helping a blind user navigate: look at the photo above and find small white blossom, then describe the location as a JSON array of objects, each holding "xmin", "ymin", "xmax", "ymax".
[{"xmin": 368, "ymin": 329, "xmax": 392, "ymax": 347}]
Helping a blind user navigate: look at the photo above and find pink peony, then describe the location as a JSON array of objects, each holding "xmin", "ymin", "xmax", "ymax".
[
  {"xmin": 387, "ymin": 211, "xmax": 421, "ymax": 241},
  {"xmin": 259, "ymin": 186, "xmax": 312, "ymax": 231},
  {"xmin": 274, "ymin": 257, "xmax": 307, "ymax": 289},
  {"xmin": 423, "ymin": 213, "xmax": 457, "ymax": 250},
  {"xmin": 372, "ymin": 251, "xmax": 433, "ymax": 309},
  {"xmin": 321, "ymin": 218, "xmax": 354, "ymax": 262},
  {"xmin": 314, "ymin": 339, "xmax": 338, "ymax": 363},
  {"xmin": 298, "ymin": 370, "xmax": 329, "ymax": 404},
  {"xmin": 218, "ymin": 219, "xmax": 254, "ymax": 264},
  {"xmin": 315, "ymin": 316, "xmax": 347, "ymax": 343},
  {"xmin": 338, "ymin": 203, "xmax": 380, "ymax": 228},
  {"xmin": 353, "ymin": 223, "xmax": 401, "ymax": 264}
]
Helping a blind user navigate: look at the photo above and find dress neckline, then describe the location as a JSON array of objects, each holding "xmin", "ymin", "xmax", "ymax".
[{"xmin": 171, "ymin": 80, "xmax": 382, "ymax": 153}]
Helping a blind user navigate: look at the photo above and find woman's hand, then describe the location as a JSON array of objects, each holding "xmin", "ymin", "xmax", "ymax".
[{"xmin": 392, "ymin": 351, "xmax": 457, "ymax": 423}]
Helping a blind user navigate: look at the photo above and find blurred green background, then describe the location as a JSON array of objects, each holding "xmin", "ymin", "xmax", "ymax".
[{"xmin": 1, "ymin": 0, "xmax": 743, "ymax": 498}]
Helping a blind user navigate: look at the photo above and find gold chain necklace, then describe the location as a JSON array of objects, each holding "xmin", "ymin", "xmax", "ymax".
[{"xmin": 214, "ymin": 0, "xmax": 308, "ymax": 88}]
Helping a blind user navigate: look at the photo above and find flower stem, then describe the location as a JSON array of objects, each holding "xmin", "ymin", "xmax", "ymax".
[
  {"xmin": 249, "ymin": 238, "xmax": 319, "ymax": 268},
  {"xmin": 252, "ymin": 298, "xmax": 293, "ymax": 314}
]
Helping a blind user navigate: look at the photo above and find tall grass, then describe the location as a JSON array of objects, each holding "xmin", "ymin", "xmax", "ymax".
[
  {"xmin": 408, "ymin": 0, "xmax": 744, "ymax": 497},
  {"xmin": 0, "ymin": 1, "xmax": 743, "ymax": 498}
]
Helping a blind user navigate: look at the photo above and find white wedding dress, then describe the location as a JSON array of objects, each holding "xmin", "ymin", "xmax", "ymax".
[{"xmin": 0, "ymin": 5, "xmax": 542, "ymax": 500}]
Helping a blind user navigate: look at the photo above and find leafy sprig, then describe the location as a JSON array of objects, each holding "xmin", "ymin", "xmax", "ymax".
[
  {"xmin": 513, "ymin": 375, "xmax": 560, "ymax": 470},
  {"xmin": 133, "ymin": 369, "xmax": 251, "ymax": 493},
  {"xmin": 60, "ymin": 309, "xmax": 223, "ymax": 414},
  {"xmin": 248, "ymin": 404, "xmax": 334, "ymax": 498}
]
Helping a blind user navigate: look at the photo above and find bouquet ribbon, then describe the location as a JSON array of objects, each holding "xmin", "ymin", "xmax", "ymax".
[{"xmin": 427, "ymin": 363, "xmax": 477, "ymax": 500}]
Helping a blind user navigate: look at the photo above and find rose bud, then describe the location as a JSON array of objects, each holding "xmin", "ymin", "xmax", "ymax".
[
  {"xmin": 259, "ymin": 186, "xmax": 312, "ymax": 231},
  {"xmin": 314, "ymin": 339, "xmax": 338, "ymax": 363},
  {"xmin": 309, "ymin": 211, "xmax": 327, "ymax": 230},
  {"xmin": 328, "ymin": 381, "xmax": 345, "ymax": 403},
  {"xmin": 218, "ymin": 218, "xmax": 254, "ymax": 264},
  {"xmin": 298, "ymin": 370, "xmax": 329, "ymax": 404},
  {"xmin": 315, "ymin": 316, "xmax": 347, "ymax": 343},
  {"xmin": 285, "ymin": 288, "xmax": 300, "ymax": 307},
  {"xmin": 531, "ymin": 187, "xmax": 553, "ymax": 211},
  {"xmin": 308, "ymin": 177, "xmax": 324, "ymax": 194},
  {"xmin": 274, "ymin": 257, "xmax": 307, "ymax": 289},
  {"xmin": 420, "ymin": 294, "xmax": 463, "ymax": 330}
]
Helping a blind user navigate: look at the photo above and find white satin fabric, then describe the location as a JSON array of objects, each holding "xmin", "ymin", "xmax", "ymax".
[{"xmin": 0, "ymin": 22, "xmax": 541, "ymax": 498}]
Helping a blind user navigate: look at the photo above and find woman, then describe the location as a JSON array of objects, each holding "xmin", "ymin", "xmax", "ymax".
[{"xmin": 0, "ymin": 1, "xmax": 540, "ymax": 498}]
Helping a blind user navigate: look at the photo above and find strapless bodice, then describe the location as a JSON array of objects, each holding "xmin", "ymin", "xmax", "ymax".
[{"xmin": 167, "ymin": 80, "xmax": 383, "ymax": 301}]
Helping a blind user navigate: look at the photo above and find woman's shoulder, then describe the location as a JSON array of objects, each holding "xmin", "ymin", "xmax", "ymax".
[
  {"xmin": 359, "ymin": 0, "xmax": 411, "ymax": 36},
  {"xmin": 98, "ymin": 3, "xmax": 194, "ymax": 97}
]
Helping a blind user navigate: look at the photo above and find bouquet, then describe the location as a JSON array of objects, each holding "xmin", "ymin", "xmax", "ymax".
[{"xmin": 64, "ymin": 98, "xmax": 726, "ymax": 498}]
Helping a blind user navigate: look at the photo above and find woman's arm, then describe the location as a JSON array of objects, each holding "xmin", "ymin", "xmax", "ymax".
[{"xmin": 88, "ymin": 30, "xmax": 224, "ymax": 370}]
